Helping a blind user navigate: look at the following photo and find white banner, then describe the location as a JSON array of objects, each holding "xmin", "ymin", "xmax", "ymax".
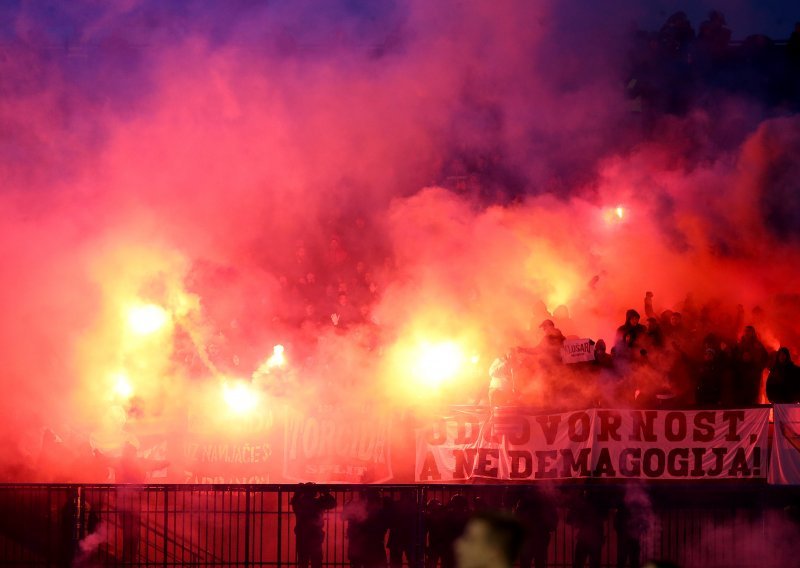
[
  {"xmin": 416, "ymin": 408, "xmax": 770, "ymax": 482},
  {"xmin": 561, "ymin": 338, "xmax": 595, "ymax": 364},
  {"xmin": 769, "ymin": 404, "xmax": 800, "ymax": 485}
]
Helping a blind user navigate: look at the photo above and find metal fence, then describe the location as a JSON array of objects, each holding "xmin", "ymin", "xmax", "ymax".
[{"xmin": 0, "ymin": 484, "xmax": 798, "ymax": 568}]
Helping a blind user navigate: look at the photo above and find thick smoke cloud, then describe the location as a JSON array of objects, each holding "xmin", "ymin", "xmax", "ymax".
[{"xmin": 0, "ymin": 0, "xmax": 799, "ymax": 482}]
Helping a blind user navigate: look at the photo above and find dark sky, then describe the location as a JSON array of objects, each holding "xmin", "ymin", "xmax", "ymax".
[
  {"xmin": 1, "ymin": 1, "xmax": 799, "ymax": 47},
  {"xmin": 637, "ymin": 0, "xmax": 800, "ymax": 39}
]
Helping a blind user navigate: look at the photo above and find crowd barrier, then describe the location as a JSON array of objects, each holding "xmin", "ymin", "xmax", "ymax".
[{"xmin": 0, "ymin": 483, "xmax": 798, "ymax": 568}]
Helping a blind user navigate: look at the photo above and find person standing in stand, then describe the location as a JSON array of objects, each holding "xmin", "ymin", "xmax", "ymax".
[
  {"xmin": 345, "ymin": 490, "xmax": 389, "ymax": 568},
  {"xmin": 425, "ymin": 499, "xmax": 447, "ymax": 568},
  {"xmin": 114, "ymin": 442, "xmax": 168, "ymax": 564},
  {"xmin": 291, "ymin": 483, "xmax": 336, "ymax": 568},
  {"xmin": 515, "ymin": 486, "xmax": 558, "ymax": 568},
  {"xmin": 567, "ymin": 487, "xmax": 607, "ymax": 568},
  {"xmin": 387, "ymin": 491, "xmax": 417, "ymax": 568}
]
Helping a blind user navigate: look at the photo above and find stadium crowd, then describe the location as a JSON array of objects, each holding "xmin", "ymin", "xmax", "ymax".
[{"xmin": 485, "ymin": 291, "xmax": 800, "ymax": 410}]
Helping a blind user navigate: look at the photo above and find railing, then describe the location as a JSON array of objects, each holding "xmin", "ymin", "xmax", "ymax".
[{"xmin": 0, "ymin": 484, "xmax": 797, "ymax": 568}]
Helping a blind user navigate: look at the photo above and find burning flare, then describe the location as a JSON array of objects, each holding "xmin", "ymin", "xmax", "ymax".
[
  {"xmin": 266, "ymin": 344, "xmax": 286, "ymax": 369},
  {"xmin": 411, "ymin": 341, "xmax": 465, "ymax": 389},
  {"xmin": 112, "ymin": 372, "xmax": 134, "ymax": 400},
  {"xmin": 222, "ymin": 380, "xmax": 259, "ymax": 415},
  {"xmin": 126, "ymin": 304, "xmax": 170, "ymax": 336}
]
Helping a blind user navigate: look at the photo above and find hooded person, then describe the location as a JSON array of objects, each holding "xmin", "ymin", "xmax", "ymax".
[
  {"xmin": 766, "ymin": 347, "xmax": 800, "ymax": 404},
  {"xmin": 537, "ymin": 319, "xmax": 565, "ymax": 366},
  {"xmin": 733, "ymin": 326, "xmax": 769, "ymax": 405},
  {"xmin": 664, "ymin": 311, "xmax": 684, "ymax": 340},
  {"xmin": 592, "ymin": 339, "xmax": 614, "ymax": 370},
  {"xmin": 616, "ymin": 309, "xmax": 647, "ymax": 354}
]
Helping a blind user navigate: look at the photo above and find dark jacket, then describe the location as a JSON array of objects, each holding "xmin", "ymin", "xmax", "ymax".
[{"xmin": 766, "ymin": 348, "xmax": 800, "ymax": 404}]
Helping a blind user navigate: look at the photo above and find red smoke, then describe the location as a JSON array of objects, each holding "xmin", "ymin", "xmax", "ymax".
[{"xmin": 0, "ymin": 0, "xmax": 799, "ymax": 482}]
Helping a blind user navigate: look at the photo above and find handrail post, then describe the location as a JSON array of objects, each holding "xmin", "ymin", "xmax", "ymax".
[
  {"xmin": 163, "ymin": 487, "xmax": 169, "ymax": 568},
  {"xmin": 277, "ymin": 487, "xmax": 283, "ymax": 568},
  {"xmin": 416, "ymin": 485, "xmax": 426, "ymax": 568},
  {"xmin": 244, "ymin": 486, "xmax": 251, "ymax": 568}
]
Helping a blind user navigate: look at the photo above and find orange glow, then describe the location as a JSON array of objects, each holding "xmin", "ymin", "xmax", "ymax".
[
  {"xmin": 411, "ymin": 341, "xmax": 465, "ymax": 388},
  {"xmin": 252, "ymin": 344, "xmax": 288, "ymax": 382},
  {"xmin": 602, "ymin": 204, "xmax": 627, "ymax": 225},
  {"xmin": 266, "ymin": 344, "xmax": 286, "ymax": 369},
  {"xmin": 522, "ymin": 241, "xmax": 581, "ymax": 310},
  {"xmin": 222, "ymin": 380, "xmax": 259, "ymax": 415},
  {"xmin": 112, "ymin": 372, "xmax": 134, "ymax": 400},
  {"xmin": 127, "ymin": 304, "xmax": 170, "ymax": 335}
]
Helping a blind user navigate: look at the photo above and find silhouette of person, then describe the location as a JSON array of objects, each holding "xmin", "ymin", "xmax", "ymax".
[
  {"xmin": 615, "ymin": 499, "xmax": 648, "ymax": 568},
  {"xmin": 345, "ymin": 490, "xmax": 389, "ymax": 568},
  {"xmin": 442, "ymin": 495, "xmax": 471, "ymax": 568},
  {"xmin": 733, "ymin": 326, "xmax": 768, "ymax": 405},
  {"xmin": 567, "ymin": 487, "xmax": 607, "ymax": 568},
  {"xmin": 515, "ymin": 486, "xmax": 558, "ymax": 568},
  {"xmin": 766, "ymin": 347, "xmax": 800, "ymax": 403},
  {"xmin": 387, "ymin": 491, "xmax": 417, "ymax": 568},
  {"xmin": 114, "ymin": 442, "xmax": 168, "ymax": 563},
  {"xmin": 291, "ymin": 483, "xmax": 336, "ymax": 568},
  {"xmin": 425, "ymin": 499, "xmax": 447, "ymax": 568}
]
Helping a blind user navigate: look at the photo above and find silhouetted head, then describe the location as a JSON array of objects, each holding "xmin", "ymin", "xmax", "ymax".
[
  {"xmin": 777, "ymin": 347, "xmax": 792, "ymax": 365},
  {"xmin": 625, "ymin": 309, "xmax": 640, "ymax": 326},
  {"xmin": 297, "ymin": 482, "xmax": 316, "ymax": 495},
  {"xmin": 449, "ymin": 494, "xmax": 469, "ymax": 512},
  {"xmin": 595, "ymin": 339, "xmax": 607, "ymax": 355}
]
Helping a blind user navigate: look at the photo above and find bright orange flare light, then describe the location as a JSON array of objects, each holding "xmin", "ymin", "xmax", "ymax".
[
  {"xmin": 112, "ymin": 372, "xmax": 134, "ymax": 400},
  {"xmin": 127, "ymin": 304, "xmax": 169, "ymax": 335},
  {"xmin": 615, "ymin": 206, "xmax": 625, "ymax": 219},
  {"xmin": 266, "ymin": 344, "xmax": 286, "ymax": 369},
  {"xmin": 222, "ymin": 380, "xmax": 259, "ymax": 415},
  {"xmin": 411, "ymin": 341, "xmax": 464, "ymax": 388}
]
